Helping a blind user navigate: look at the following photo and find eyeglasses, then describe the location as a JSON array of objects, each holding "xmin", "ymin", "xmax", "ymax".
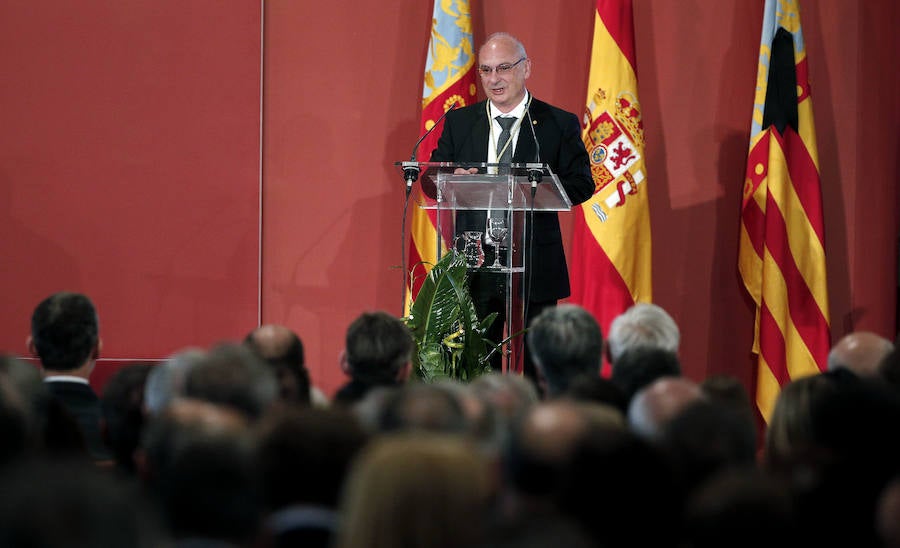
[{"xmin": 478, "ymin": 57, "xmax": 526, "ymax": 76}]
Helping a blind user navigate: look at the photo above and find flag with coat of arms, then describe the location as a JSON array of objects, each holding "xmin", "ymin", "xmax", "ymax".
[{"xmin": 569, "ymin": 0, "xmax": 652, "ymax": 371}]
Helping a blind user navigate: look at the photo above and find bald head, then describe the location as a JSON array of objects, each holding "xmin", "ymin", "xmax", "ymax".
[
  {"xmin": 245, "ymin": 325, "xmax": 310, "ymax": 404},
  {"xmin": 628, "ymin": 377, "xmax": 703, "ymax": 441},
  {"xmin": 245, "ymin": 325, "xmax": 304, "ymax": 365},
  {"xmin": 504, "ymin": 401, "xmax": 594, "ymax": 504},
  {"xmin": 519, "ymin": 401, "xmax": 592, "ymax": 463},
  {"xmin": 827, "ymin": 331, "xmax": 893, "ymax": 378}
]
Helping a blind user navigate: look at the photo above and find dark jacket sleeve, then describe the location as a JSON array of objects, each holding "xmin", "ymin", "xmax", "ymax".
[{"xmin": 553, "ymin": 109, "xmax": 595, "ymax": 206}]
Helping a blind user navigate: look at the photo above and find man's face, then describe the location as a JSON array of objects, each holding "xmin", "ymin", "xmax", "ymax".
[{"xmin": 478, "ymin": 38, "xmax": 530, "ymax": 113}]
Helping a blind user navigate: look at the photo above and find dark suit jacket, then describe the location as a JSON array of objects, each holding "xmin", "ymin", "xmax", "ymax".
[
  {"xmin": 430, "ymin": 97, "xmax": 594, "ymax": 302},
  {"xmin": 45, "ymin": 379, "xmax": 110, "ymax": 460}
]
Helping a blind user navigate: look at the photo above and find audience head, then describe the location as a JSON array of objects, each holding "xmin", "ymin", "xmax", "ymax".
[
  {"xmin": 878, "ymin": 476, "xmax": 900, "ymax": 548},
  {"xmin": 684, "ymin": 468, "xmax": 797, "ymax": 548},
  {"xmin": 244, "ymin": 324, "xmax": 311, "ymax": 405},
  {"xmin": 606, "ymin": 302, "xmax": 679, "ymax": 363},
  {"xmin": 101, "ymin": 363, "xmax": 153, "ymax": 474},
  {"xmin": 256, "ymin": 406, "xmax": 368, "ymax": 510},
  {"xmin": 144, "ymin": 347, "xmax": 205, "ymax": 416},
  {"xmin": 0, "ymin": 357, "xmax": 31, "ymax": 466},
  {"xmin": 611, "ymin": 345, "xmax": 681, "ymax": 404},
  {"xmin": 790, "ymin": 373, "xmax": 900, "ymax": 546},
  {"xmin": 377, "ymin": 383, "xmax": 469, "ymax": 435},
  {"xmin": 139, "ymin": 399, "xmax": 258, "ymax": 545},
  {"xmin": 827, "ymin": 331, "xmax": 894, "ymax": 378},
  {"xmin": 343, "ymin": 311, "xmax": 414, "ymax": 383},
  {"xmin": 627, "ymin": 376, "xmax": 702, "ymax": 441},
  {"xmin": 554, "ymin": 424, "xmax": 680, "ymax": 547},
  {"xmin": 469, "ymin": 372, "xmax": 539, "ymax": 422},
  {"xmin": 336, "ymin": 434, "xmax": 489, "ymax": 548},
  {"xmin": 502, "ymin": 400, "xmax": 596, "ymax": 513},
  {"xmin": 700, "ymin": 374, "xmax": 755, "ymax": 418},
  {"xmin": 184, "ymin": 343, "xmax": 278, "ymax": 420},
  {"xmin": 565, "ymin": 373, "xmax": 628, "ymax": 414},
  {"xmin": 351, "ymin": 385, "xmax": 398, "ymax": 433},
  {"xmin": 661, "ymin": 399, "xmax": 758, "ymax": 495},
  {"xmin": 0, "ymin": 355, "xmax": 50, "ymax": 458},
  {"xmin": 526, "ymin": 304, "xmax": 603, "ymax": 398},
  {"xmin": 28, "ymin": 292, "xmax": 100, "ymax": 373},
  {"xmin": 0, "ymin": 457, "xmax": 165, "ymax": 547},
  {"xmin": 763, "ymin": 372, "xmax": 843, "ymax": 475},
  {"xmin": 433, "ymin": 379, "xmax": 502, "ymax": 453},
  {"xmin": 469, "ymin": 372, "xmax": 539, "ymax": 451}
]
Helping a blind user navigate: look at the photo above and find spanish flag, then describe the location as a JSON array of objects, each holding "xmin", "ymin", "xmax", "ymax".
[
  {"xmin": 406, "ymin": 0, "xmax": 477, "ymax": 310},
  {"xmin": 569, "ymin": 0, "xmax": 652, "ymax": 363},
  {"xmin": 739, "ymin": 0, "xmax": 830, "ymax": 422}
]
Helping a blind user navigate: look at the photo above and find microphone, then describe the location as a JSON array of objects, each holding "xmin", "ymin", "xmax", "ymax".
[
  {"xmin": 403, "ymin": 101, "xmax": 458, "ymax": 197},
  {"xmin": 524, "ymin": 105, "xmax": 542, "ymax": 198}
]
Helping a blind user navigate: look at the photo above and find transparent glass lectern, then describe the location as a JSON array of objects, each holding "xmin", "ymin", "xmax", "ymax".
[{"xmin": 398, "ymin": 161, "xmax": 573, "ymax": 374}]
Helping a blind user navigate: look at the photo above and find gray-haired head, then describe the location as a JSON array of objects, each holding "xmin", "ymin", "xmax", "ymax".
[
  {"xmin": 144, "ymin": 348, "xmax": 206, "ymax": 416},
  {"xmin": 183, "ymin": 343, "xmax": 279, "ymax": 420},
  {"xmin": 607, "ymin": 303, "xmax": 680, "ymax": 363},
  {"xmin": 526, "ymin": 304, "xmax": 603, "ymax": 398}
]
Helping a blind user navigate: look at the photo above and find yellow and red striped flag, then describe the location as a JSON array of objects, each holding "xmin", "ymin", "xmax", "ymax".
[
  {"xmin": 406, "ymin": 0, "xmax": 477, "ymax": 310},
  {"xmin": 570, "ymin": 0, "xmax": 652, "ymax": 368},
  {"xmin": 739, "ymin": 0, "xmax": 830, "ymax": 422}
]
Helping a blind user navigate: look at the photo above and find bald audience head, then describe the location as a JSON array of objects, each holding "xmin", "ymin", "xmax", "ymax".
[
  {"xmin": 827, "ymin": 331, "xmax": 893, "ymax": 378},
  {"xmin": 518, "ymin": 401, "xmax": 593, "ymax": 463},
  {"xmin": 628, "ymin": 377, "xmax": 703, "ymax": 441},
  {"xmin": 245, "ymin": 325, "xmax": 304, "ymax": 365},
  {"xmin": 504, "ymin": 401, "xmax": 596, "ymax": 508},
  {"xmin": 244, "ymin": 324, "xmax": 310, "ymax": 404}
]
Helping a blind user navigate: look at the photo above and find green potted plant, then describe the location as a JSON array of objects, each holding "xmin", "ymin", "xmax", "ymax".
[{"xmin": 404, "ymin": 252, "xmax": 498, "ymax": 382}]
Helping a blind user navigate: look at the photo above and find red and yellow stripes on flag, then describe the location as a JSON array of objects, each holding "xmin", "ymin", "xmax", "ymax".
[
  {"xmin": 405, "ymin": 0, "xmax": 477, "ymax": 312},
  {"xmin": 570, "ymin": 0, "xmax": 652, "ymax": 351},
  {"xmin": 739, "ymin": 0, "xmax": 829, "ymax": 422}
]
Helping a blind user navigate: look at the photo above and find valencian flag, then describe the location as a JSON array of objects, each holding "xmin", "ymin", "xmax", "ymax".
[
  {"xmin": 570, "ymin": 0, "xmax": 651, "ymax": 363},
  {"xmin": 739, "ymin": 0, "xmax": 829, "ymax": 422},
  {"xmin": 405, "ymin": 0, "xmax": 477, "ymax": 311}
]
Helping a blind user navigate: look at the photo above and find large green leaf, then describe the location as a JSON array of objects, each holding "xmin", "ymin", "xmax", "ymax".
[{"xmin": 405, "ymin": 252, "xmax": 496, "ymax": 382}]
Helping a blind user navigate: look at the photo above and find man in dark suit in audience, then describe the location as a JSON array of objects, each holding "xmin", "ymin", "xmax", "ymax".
[
  {"xmin": 333, "ymin": 311, "xmax": 414, "ymax": 406},
  {"xmin": 28, "ymin": 291, "xmax": 110, "ymax": 461}
]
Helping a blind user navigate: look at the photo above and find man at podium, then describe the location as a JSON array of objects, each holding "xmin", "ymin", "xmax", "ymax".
[{"xmin": 430, "ymin": 32, "xmax": 594, "ymax": 379}]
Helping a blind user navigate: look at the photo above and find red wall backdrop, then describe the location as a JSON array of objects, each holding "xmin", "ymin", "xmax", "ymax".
[
  {"xmin": 0, "ymin": 1, "xmax": 262, "ymax": 385},
  {"xmin": 2, "ymin": 1, "xmax": 897, "ymax": 397}
]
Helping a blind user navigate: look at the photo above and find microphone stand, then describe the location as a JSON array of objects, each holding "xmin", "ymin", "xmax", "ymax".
[
  {"xmin": 523, "ymin": 105, "xmax": 542, "ymax": 344},
  {"xmin": 525, "ymin": 107, "xmax": 543, "ymax": 199},
  {"xmin": 399, "ymin": 102, "xmax": 458, "ymax": 315},
  {"xmin": 402, "ymin": 101, "xmax": 458, "ymax": 198}
]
